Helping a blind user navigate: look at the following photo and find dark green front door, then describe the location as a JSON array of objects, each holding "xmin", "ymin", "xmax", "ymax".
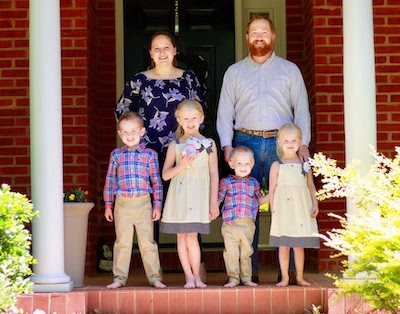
[{"xmin": 123, "ymin": 0, "xmax": 235, "ymax": 249}]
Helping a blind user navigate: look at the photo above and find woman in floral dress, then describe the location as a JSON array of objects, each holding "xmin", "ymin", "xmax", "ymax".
[
  {"xmin": 114, "ymin": 31, "xmax": 207, "ymax": 281},
  {"xmin": 115, "ymin": 31, "xmax": 206, "ymax": 161}
]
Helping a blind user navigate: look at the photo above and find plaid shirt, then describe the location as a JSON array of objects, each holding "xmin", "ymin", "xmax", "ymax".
[
  {"xmin": 103, "ymin": 142, "xmax": 163, "ymax": 211},
  {"xmin": 218, "ymin": 174, "xmax": 262, "ymax": 223}
]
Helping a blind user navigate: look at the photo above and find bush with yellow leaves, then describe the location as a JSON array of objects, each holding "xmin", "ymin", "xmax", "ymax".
[{"xmin": 310, "ymin": 147, "xmax": 400, "ymax": 313}]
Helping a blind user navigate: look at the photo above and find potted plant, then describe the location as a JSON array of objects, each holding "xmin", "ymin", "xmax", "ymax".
[{"xmin": 63, "ymin": 187, "xmax": 94, "ymax": 287}]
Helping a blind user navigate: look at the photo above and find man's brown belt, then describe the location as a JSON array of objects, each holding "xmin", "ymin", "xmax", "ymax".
[{"xmin": 237, "ymin": 128, "xmax": 278, "ymax": 139}]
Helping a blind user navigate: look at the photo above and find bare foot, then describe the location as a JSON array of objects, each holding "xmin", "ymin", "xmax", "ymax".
[
  {"xmin": 195, "ymin": 278, "xmax": 207, "ymax": 288},
  {"xmin": 243, "ymin": 281, "xmax": 258, "ymax": 287},
  {"xmin": 152, "ymin": 280, "xmax": 166, "ymax": 288},
  {"xmin": 276, "ymin": 280, "xmax": 289, "ymax": 287},
  {"xmin": 224, "ymin": 281, "xmax": 238, "ymax": 288},
  {"xmin": 296, "ymin": 278, "xmax": 311, "ymax": 287},
  {"xmin": 107, "ymin": 281, "xmax": 123, "ymax": 289},
  {"xmin": 184, "ymin": 279, "xmax": 196, "ymax": 289}
]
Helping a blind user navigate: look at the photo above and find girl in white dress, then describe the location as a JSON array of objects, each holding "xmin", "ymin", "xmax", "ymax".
[
  {"xmin": 269, "ymin": 123, "xmax": 319, "ymax": 287},
  {"xmin": 161, "ymin": 100, "xmax": 219, "ymax": 288}
]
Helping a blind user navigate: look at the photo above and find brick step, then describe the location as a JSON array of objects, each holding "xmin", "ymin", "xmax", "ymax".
[{"xmin": 16, "ymin": 285, "xmax": 377, "ymax": 313}]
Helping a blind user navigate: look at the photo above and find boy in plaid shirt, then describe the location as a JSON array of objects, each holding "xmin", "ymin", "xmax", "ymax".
[
  {"xmin": 104, "ymin": 111, "xmax": 166, "ymax": 289},
  {"xmin": 218, "ymin": 146, "xmax": 269, "ymax": 287}
]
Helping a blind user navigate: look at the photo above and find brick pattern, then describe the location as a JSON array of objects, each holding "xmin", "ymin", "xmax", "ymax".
[
  {"xmin": 308, "ymin": 1, "xmax": 346, "ymax": 272},
  {"xmin": 373, "ymin": 1, "xmax": 400, "ymax": 155},
  {"xmin": 310, "ymin": 1, "xmax": 345, "ymax": 161},
  {"xmin": 86, "ymin": 0, "xmax": 117, "ymax": 275},
  {"xmin": 286, "ymin": 0, "xmax": 344, "ymax": 272},
  {"xmin": 16, "ymin": 286, "xmax": 385, "ymax": 314},
  {"xmin": 17, "ymin": 286, "xmax": 328, "ymax": 314},
  {"xmin": 327, "ymin": 289, "xmax": 384, "ymax": 313},
  {"xmin": 16, "ymin": 291, "xmax": 87, "ymax": 314},
  {"xmin": 60, "ymin": 0, "xmax": 90, "ymax": 192},
  {"xmin": 0, "ymin": 0, "xmax": 30, "ymax": 195},
  {"xmin": 303, "ymin": 0, "xmax": 400, "ymax": 272}
]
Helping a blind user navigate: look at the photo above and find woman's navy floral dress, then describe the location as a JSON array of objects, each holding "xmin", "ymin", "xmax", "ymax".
[{"xmin": 115, "ymin": 70, "xmax": 205, "ymax": 155}]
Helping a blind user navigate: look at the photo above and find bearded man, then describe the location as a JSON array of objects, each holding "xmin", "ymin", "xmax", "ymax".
[{"xmin": 216, "ymin": 15, "xmax": 311, "ymax": 284}]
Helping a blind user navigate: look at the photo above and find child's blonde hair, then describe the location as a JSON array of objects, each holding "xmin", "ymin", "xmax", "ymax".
[
  {"xmin": 276, "ymin": 123, "xmax": 302, "ymax": 158},
  {"xmin": 118, "ymin": 111, "xmax": 144, "ymax": 129},
  {"xmin": 229, "ymin": 145, "xmax": 255, "ymax": 164},
  {"xmin": 175, "ymin": 99, "xmax": 204, "ymax": 138}
]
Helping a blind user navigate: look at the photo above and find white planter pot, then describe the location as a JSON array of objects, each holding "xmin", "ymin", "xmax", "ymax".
[{"xmin": 63, "ymin": 202, "xmax": 94, "ymax": 287}]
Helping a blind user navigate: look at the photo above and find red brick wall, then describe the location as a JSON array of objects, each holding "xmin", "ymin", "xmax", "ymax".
[
  {"xmin": 60, "ymin": 0, "xmax": 91, "ymax": 191},
  {"xmin": 0, "ymin": 0, "xmax": 117, "ymax": 275},
  {"xmin": 86, "ymin": 0, "xmax": 117, "ymax": 274},
  {"xmin": 311, "ymin": 0, "xmax": 400, "ymax": 271},
  {"xmin": 374, "ymin": 0, "xmax": 400, "ymax": 156},
  {"xmin": 60, "ymin": 0, "xmax": 100, "ymax": 273},
  {"xmin": 62, "ymin": 0, "xmax": 117, "ymax": 274},
  {"xmin": 86, "ymin": 0, "xmax": 98, "ymax": 275},
  {"xmin": 0, "ymin": 0, "xmax": 30, "ymax": 195},
  {"xmin": 61, "ymin": 0, "xmax": 117, "ymax": 275},
  {"xmin": 310, "ymin": 1, "xmax": 346, "ymax": 272}
]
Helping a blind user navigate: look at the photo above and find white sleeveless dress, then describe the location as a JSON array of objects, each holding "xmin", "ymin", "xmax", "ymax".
[
  {"xmin": 269, "ymin": 162, "xmax": 319, "ymax": 248},
  {"xmin": 160, "ymin": 139, "xmax": 211, "ymax": 234}
]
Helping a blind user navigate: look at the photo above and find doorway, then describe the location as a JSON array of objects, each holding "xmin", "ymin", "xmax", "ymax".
[
  {"xmin": 123, "ymin": 0, "xmax": 235, "ymax": 138},
  {"xmin": 123, "ymin": 0, "xmax": 235, "ymax": 247},
  {"xmin": 118, "ymin": 0, "xmax": 318, "ymax": 273}
]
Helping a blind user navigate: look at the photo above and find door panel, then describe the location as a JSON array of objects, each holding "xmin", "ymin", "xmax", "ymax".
[{"xmin": 123, "ymin": 1, "xmax": 234, "ymax": 136}]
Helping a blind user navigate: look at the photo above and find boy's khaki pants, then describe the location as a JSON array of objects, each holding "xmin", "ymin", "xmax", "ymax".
[
  {"xmin": 112, "ymin": 194, "xmax": 162, "ymax": 286},
  {"xmin": 221, "ymin": 218, "xmax": 255, "ymax": 284}
]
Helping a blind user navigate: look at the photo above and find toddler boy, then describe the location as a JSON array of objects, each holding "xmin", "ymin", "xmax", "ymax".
[{"xmin": 218, "ymin": 146, "xmax": 269, "ymax": 287}]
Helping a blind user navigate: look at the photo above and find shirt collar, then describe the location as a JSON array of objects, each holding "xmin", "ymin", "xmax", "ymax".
[
  {"xmin": 248, "ymin": 51, "xmax": 275, "ymax": 67},
  {"xmin": 121, "ymin": 141, "xmax": 146, "ymax": 154},
  {"xmin": 229, "ymin": 174, "xmax": 250, "ymax": 181}
]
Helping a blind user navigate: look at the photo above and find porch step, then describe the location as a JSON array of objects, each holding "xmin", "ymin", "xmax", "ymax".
[
  {"xmin": 16, "ymin": 286, "xmax": 376, "ymax": 313},
  {"xmin": 85, "ymin": 285, "xmax": 327, "ymax": 313}
]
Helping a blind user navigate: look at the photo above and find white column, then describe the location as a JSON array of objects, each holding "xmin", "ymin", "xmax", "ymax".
[
  {"xmin": 343, "ymin": 0, "xmax": 377, "ymax": 216},
  {"xmin": 343, "ymin": 0, "xmax": 377, "ymax": 277},
  {"xmin": 29, "ymin": 0, "xmax": 73, "ymax": 292}
]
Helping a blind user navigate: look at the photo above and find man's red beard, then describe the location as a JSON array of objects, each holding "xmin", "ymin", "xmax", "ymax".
[{"xmin": 247, "ymin": 40, "xmax": 273, "ymax": 57}]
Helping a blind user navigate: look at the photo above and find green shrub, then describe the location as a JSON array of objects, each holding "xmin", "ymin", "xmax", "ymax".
[
  {"xmin": 0, "ymin": 184, "xmax": 38, "ymax": 313},
  {"xmin": 310, "ymin": 148, "xmax": 400, "ymax": 313}
]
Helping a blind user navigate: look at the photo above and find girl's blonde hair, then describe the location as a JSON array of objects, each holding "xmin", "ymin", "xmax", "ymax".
[
  {"xmin": 175, "ymin": 99, "xmax": 204, "ymax": 138},
  {"xmin": 276, "ymin": 123, "xmax": 302, "ymax": 158}
]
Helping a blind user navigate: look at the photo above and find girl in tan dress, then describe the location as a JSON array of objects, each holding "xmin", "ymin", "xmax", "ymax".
[
  {"xmin": 269, "ymin": 123, "xmax": 319, "ymax": 287},
  {"xmin": 161, "ymin": 100, "xmax": 219, "ymax": 288}
]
